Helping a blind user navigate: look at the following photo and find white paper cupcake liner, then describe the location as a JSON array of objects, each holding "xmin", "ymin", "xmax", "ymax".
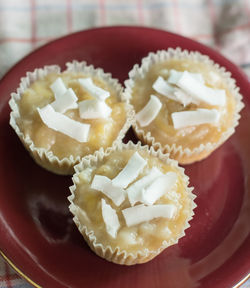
[
  {"xmin": 68, "ymin": 141, "xmax": 196, "ymax": 265},
  {"xmin": 123, "ymin": 48, "xmax": 245, "ymax": 164},
  {"xmin": 9, "ymin": 61, "xmax": 134, "ymax": 175}
]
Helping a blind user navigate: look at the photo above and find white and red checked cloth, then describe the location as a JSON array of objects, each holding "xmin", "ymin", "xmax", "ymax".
[{"xmin": 0, "ymin": 0, "xmax": 250, "ymax": 287}]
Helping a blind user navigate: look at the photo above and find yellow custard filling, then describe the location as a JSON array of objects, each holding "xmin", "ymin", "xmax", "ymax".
[
  {"xmin": 131, "ymin": 59, "xmax": 236, "ymax": 150},
  {"xmin": 18, "ymin": 72, "xmax": 127, "ymax": 159},
  {"xmin": 73, "ymin": 149, "xmax": 193, "ymax": 254}
]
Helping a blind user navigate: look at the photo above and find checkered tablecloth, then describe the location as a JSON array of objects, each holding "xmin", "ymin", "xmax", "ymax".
[{"xmin": 0, "ymin": 0, "xmax": 249, "ymax": 287}]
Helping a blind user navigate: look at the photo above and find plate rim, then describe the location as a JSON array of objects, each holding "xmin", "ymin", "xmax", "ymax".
[{"xmin": 0, "ymin": 251, "xmax": 41, "ymax": 288}]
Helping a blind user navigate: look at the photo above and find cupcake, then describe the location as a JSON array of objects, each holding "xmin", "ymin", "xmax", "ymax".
[
  {"xmin": 68, "ymin": 141, "xmax": 196, "ymax": 265},
  {"xmin": 123, "ymin": 48, "xmax": 244, "ymax": 164},
  {"xmin": 9, "ymin": 61, "xmax": 133, "ymax": 175}
]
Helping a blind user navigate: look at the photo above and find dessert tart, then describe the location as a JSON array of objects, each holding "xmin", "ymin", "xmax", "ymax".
[
  {"xmin": 123, "ymin": 48, "xmax": 244, "ymax": 164},
  {"xmin": 69, "ymin": 141, "xmax": 196, "ymax": 265},
  {"xmin": 9, "ymin": 61, "xmax": 133, "ymax": 174}
]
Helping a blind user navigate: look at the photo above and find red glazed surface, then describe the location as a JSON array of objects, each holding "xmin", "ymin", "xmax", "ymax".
[{"xmin": 0, "ymin": 27, "xmax": 249, "ymax": 288}]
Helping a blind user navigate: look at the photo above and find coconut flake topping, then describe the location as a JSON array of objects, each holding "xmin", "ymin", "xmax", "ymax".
[
  {"xmin": 168, "ymin": 69, "xmax": 204, "ymax": 85},
  {"xmin": 122, "ymin": 204, "xmax": 176, "ymax": 227},
  {"xmin": 171, "ymin": 108, "xmax": 220, "ymax": 129},
  {"xmin": 101, "ymin": 199, "xmax": 120, "ymax": 238},
  {"xmin": 79, "ymin": 99, "xmax": 112, "ymax": 119},
  {"xmin": 79, "ymin": 78, "xmax": 110, "ymax": 101},
  {"xmin": 136, "ymin": 95, "xmax": 162, "ymax": 127},
  {"xmin": 91, "ymin": 175, "xmax": 125, "ymax": 206},
  {"xmin": 51, "ymin": 88, "xmax": 78, "ymax": 113},
  {"xmin": 153, "ymin": 75, "xmax": 197, "ymax": 106},
  {"xmin": 37, "ymin": 104, "xmax": 90, "ymax": 142},
  {"xmin": 142, "ymin": 172, "xmax": 178, "ymax": 205},
  {"xmin": 112, "ymin": 152, "xmax": 147, "ymax": 189},
  {"xmin": 152, "ymin": 70, "xmax": 226, "ymax": 107},
  {"xmin": 50, "ymin": 77, "xmax": 67, "ymax": 99},
  {"xmin": 153, "ymin": 76, "xmax": 175, "ymax": 98},
  {"xmin": 176, "ymin": 71, "xmax": 226, "ymax": 106},
  {"xmin": 127, "ymin": 167, "xmax": 163, "ymax": 206}
]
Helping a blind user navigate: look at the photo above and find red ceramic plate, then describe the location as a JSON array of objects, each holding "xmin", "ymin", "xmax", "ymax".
[{"xmin": 0, "ymin": 26, "xmax": 249, "ymax": 288}]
